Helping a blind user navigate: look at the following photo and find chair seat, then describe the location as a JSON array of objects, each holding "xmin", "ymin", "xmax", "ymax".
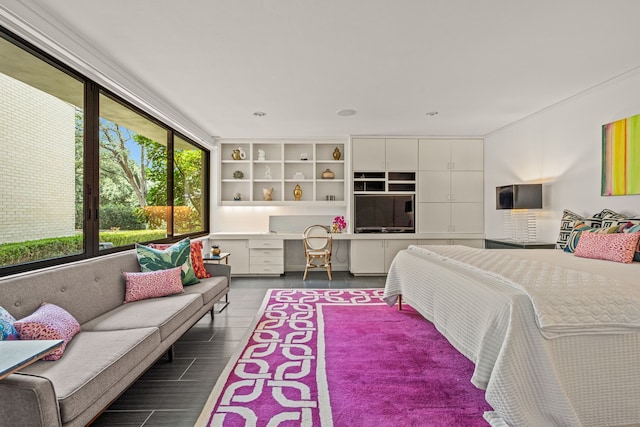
[{"xmin": 308, "ymin": 250, "xmax": 330, "ymax": 256}]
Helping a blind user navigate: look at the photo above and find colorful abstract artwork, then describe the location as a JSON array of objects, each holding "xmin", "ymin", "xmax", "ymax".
[{"xmin": 602, "ymin": 114, "xmax": 640, "ymax": 196}]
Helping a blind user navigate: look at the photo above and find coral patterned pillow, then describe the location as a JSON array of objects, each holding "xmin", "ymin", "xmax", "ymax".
[
  {"xmin": 123, "ymin": 266, "xmax": 184, "ymax": 303},
  {"xmin": 574, "ymin": 232, "xmax": 640, "ymax": 263},
  {"xmin": 14, "ymin": 303, "xmax": 81, "ymax": 360},
  {"xmin": 0, "ymin": 306, "xmax": 19, "ymax": 341},
  {"xmin": 151, "ymin": 240, "xmax": 211, "ymax": 279}
]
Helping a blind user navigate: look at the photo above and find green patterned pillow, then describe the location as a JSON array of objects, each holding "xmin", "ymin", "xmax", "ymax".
[{"xmin": 135, "ymin": 238, "xmax": 199, "ymax": 286}]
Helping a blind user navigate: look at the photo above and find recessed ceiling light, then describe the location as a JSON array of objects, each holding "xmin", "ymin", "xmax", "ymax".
[
  {"xmin": 425, "ymin": 111, "xmax": 439, "ymax": 116},
  {"xmin": 336, "ymin": 109, "xmax": 357, "ymax": 117},
  {"xmin": 253, "ymin": 112, "xmax": 266, "ymax": 117}
]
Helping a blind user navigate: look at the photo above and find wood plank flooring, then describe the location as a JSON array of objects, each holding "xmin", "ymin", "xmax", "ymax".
[{"xmin": 92, "ymin": 271, "xmax": 386, "ymax": 426}]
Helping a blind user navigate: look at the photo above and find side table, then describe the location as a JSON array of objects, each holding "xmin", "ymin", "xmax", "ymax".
[
  {"xmin": 0, "ymin": 340, "xmax": 64, "ymax": 381},
  {"xmin": 203, "ymin": 252, "xmax": 231, "ymax": 313}
]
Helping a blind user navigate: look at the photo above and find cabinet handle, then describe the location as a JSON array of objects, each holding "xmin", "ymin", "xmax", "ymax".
[
  {"xmin": 450, "ymin": 193, "xmax": 455, "ymax": 201},
  {"xmin": 447, "ymin": 162, "xmax": 450, "ymax": 170},
  {"xmin": 451, "ymin": 161, "xmax": 455, "ymax": 170}
]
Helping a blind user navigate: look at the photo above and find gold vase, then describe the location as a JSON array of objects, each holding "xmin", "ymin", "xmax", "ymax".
[
  {"xmin": 333, "ymin": 147, "xmax": 341, "ymax": 160},
  {"xmin": 293, "ymin": 184, "xmax": 302, "ymax": 201}
]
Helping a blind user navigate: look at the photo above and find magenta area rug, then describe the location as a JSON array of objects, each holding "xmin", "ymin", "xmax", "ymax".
[{"xmin": 196, "ymin": 289, "xmax": 491, "ymax": 426}]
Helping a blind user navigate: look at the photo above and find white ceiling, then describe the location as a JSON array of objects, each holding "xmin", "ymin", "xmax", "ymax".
[{"xmin": 5, "ymin": 0, "xmax": 640, "ymax": 140}]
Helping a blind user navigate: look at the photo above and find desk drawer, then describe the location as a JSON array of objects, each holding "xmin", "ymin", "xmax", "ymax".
[
  {"xmin": 250, "ymin": 264, "xmax": 284, "ymax": 274},
  {"xmin": 250, "ymin": 256, "xmax": 283, "ymax": 266},
  {"xmin": 250, "ymin": 248, "xmax": 284, "ymax": 257},
  {"xmin": 249, "ymin": 239, "xmax": 284, "ymax": 249}
]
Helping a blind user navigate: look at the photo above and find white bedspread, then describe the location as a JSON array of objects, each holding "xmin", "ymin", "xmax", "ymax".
[
  {"xmin": 407, "ymin": 245, "xmax": 640, "ymax": 338},
  {"xmin": 384, "ymin": 245, "xmax": 640, "ymax": 427}
]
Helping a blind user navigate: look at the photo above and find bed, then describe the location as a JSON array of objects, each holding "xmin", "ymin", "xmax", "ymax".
[{"xmin": 384, "ymin": 244, "xmax": 640, "ymax": 427}]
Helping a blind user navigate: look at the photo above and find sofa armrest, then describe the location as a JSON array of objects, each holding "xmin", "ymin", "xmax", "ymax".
[
  {"xmin": 204, "ymin": 263, "xmax": 231, "ymax": 286},
  {"xmin": 0, "ymin": 373, "xmax": 61, "ymax": 427}
]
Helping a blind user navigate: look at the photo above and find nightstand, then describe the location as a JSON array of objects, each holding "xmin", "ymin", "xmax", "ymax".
[{"xmin": 485, "ymin": 239, "xmax": 556, "ymax": 249}]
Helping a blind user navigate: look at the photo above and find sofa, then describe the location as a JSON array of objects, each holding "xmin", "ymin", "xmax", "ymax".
[{"xmin": 0, "ymin": 248, "xmax": 230, "ymax": 427}]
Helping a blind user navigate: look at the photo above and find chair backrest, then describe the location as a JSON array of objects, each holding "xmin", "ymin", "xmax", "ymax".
[{"xmin": 303, "ymin": 225, "xmax": 332, "ymax": 251}]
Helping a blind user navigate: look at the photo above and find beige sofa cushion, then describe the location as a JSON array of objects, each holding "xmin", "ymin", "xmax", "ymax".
[
  {"xmin": 22, "ymin": 328, "xmax": 160, "ymax": 424},
  {"xmin": 181, "ymin": 276, "xmax": 228, "ymax": 305},
  {"xmin": 81, "ymin": 294, "xmax": 202, "ymax": 341}
]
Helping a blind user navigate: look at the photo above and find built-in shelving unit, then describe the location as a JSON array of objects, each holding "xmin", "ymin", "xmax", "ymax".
[
  {"xmin": 353, "ymin": 171, "xmax": 416, "ymax": 193},
  {"xmin": 219, "ymin": 140, "xmax": 346, "ymax": 205}
]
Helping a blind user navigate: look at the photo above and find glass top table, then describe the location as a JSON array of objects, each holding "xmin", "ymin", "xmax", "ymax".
[{"xmin": 0, "ymin": 340, "xmax": 64, "ymax": 380}]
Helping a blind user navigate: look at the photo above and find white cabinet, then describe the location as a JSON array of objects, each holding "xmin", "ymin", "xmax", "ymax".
[
  {"xmin": 219, "ymin": 140, "xmax": 346, "ymax": 205},
  {"xmin": 209, "ymin": 239, "xmax": 250, "ymax": 275},
  {"xmin": 352, "ymin": 138, "xmax": 418, "ymax": 171},
  {"xmin": 419, "ymin": 139, "xmax": 484, "ymax": 171},
  {"xmin": 249, "ymin": 239, "xmax": 284, "ymax": 275},
  {"xmin": 418, "ymin": 138, "xmax": 484, "ymax": 234},
  {"xmin": 349, "ymin": 239, "xmax": 416, "ymax": 275}
]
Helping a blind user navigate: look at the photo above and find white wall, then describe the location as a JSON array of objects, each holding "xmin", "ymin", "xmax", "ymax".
[{"xmin": 485, "ymin": 70, "xmax": 640, "ymax": 243}]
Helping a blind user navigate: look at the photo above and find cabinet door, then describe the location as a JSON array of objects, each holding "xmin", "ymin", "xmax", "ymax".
[
  {"xmin": 419, "ymin": 171, "xmax": 450, "ymax": 202},
  {"xmin": 350, "ymin": 240, "xmax": 385, "ymax": 274},
  {"xmin": 385, "ymin": 138, "xmax": 418, "ymax": 171},
  {"xmin": 450, "ymin": 203, "xmax": 484, "ymax": 233},
  {"xmin": 210, "ymin": 239, "xmax": 250, "ymax": 275},
  {"xmin": 384, "ymin": 239, "xmax": 416, "ymax": 272},
  {"xmin": 418, "ymin": 139, "xmax": 450, "ymax": 171},
  {"xmin": 352, "ymin": 138, "xmax": 386, "ymax": 171},
  {"xmin": 417, "ymin": 203, "xmax": 451, "ymax": 233},
  {"xmin": 450, "ymin": 139, "xmax": 483, "ymax": 171},
  {"xmin": 450, "ymin": 171, "xmax": 483, "ymax": 203}
]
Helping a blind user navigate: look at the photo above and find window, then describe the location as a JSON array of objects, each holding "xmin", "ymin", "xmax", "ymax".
[
  {"xmin": 174, "ymin": 135, "xmax": 208, "ymax": 235},
  {"xmin": 98, "ymin": 93, "xmax": 169, "ymax": 249},
  {"xmin": 0, "ymin": 34, "xmax": 85, "ymax": 267},
  {"xmin": 0, "ymin": 29, "xmax": 210, "ymax": 275}
]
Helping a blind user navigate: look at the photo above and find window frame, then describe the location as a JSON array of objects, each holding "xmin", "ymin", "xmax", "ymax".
[{"xmin": 0, "ymin": 27, "xmax": 210, "ymax": 277}]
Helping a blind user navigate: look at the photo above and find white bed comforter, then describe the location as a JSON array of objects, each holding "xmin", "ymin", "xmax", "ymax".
[{"xmin": 384, "ymin": 245, "xmax": 640, "ymax": 427}]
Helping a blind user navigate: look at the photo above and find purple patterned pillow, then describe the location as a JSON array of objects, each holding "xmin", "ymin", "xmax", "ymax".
[
  {"xmin": 123, "ymin": 266, "xmax": 184, "ymax": 303},
  {"xmin": 574, "ymin": 232, "xmax": 640, "ymax": 264},
  {"xmin": 0, "ymin": 306, "xmax": 19, "ymax": 341},
  {"xmin": 14, "ymin": 303, "xmax": 81, "ymax": 360}
]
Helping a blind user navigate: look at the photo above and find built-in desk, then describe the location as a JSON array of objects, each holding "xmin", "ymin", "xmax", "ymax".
[{"xmin": 209, "ymin": 232, "xmax": 485, "ymax": 276}]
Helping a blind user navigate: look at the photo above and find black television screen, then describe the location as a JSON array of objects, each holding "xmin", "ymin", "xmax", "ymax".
[
  {"xmin": 354, "ymin": 194, "xmax": 415, "ymax": 233},
  {"xmin": 496, "ymin": 184, "xmax": 542, "ymax": 209}
]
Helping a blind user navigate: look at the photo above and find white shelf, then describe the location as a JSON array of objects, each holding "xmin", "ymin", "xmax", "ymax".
[{"xmin": 219, "ymin": 140, "xmax": 346, "ymax": 204}]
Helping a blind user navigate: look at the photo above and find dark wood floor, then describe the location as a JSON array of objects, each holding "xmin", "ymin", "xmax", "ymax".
[{"xmin": 92, "ymin": 271, "xmax": 386, "ymax": 427}]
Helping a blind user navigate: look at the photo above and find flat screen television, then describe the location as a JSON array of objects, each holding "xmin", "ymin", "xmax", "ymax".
[
  {"xmin": 354, "ymin": 194, "xmax": 415, "ymax": 233},
  {"xmin": 496, "ymin": 184, "xmax": 542, "ymax": 209}
]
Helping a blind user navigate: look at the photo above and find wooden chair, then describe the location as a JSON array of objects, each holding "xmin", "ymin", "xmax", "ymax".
[{"xmin": 303, "ymin": 225, "xmax": 332, "ymax": 280}]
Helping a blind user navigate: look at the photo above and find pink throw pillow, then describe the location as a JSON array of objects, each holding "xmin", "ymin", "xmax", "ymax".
[
  {"xmin": 574, "ymin": 231, "xmax": 640, "ymax": 263},
  {"xmin": 123, "ymin": 266, "xmax": 184, "ymax": 303},
  {"xmin": 14, "ymin": 303, "xmax": 81, "ymax": 361}
]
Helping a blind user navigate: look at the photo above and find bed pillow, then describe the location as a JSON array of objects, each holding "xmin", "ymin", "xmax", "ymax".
[
  {"xmin": 14, "ymin": 303, "xmax": 81, "ymax": 361},
  {"xmin": 136, "ymin": 238, "xmax": 199, "ymax": 286},
  {"xmin": 123, "ymin": 266, "xmax": 184, "ymax": 303},
  {"xmin": 599, "ymin": 209, "xmax": 628, "ymax": 228},
  {"xmin": 574, "ymin": 232, "xmax": 640, "ymax": 263},
  {"xmin": 0, "ymin": 306, "xmax": 19, "ymax": 341},
  {"xmin": 621, "ymin": 223, "xmax": 640, "ymax": 261},
  {"xmin": 563, "ymin": 222, "xmax": 621, "ymax": 253},
  {"xmin": 556, "ymin": 210, "xmax": 585, "ymax": 249},
  {"xmin": 151, "ymin": 240, "xmax": 211, "ymax": 279}
]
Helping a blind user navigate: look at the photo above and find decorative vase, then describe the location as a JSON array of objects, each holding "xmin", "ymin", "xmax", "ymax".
[
  {"xmin": 210, "ymin": 245, "xmax": 221, "ymax": 256},
  {"xmin": 331, "ymin": 223, "xmax": 339, "ymax": 233},
  {"xmin": 233, "ymin": 170, "xmax": 244, "ymax": 179},
  {"xmin": 322, "ymin": 168, "xmax": 335, "ymax": 179},
  {"xmin": 231, "ymin": 147, "xmax": 246, "ymax": 160},
  {"xmin": 233, "ymin": 193, "xmax": 241, "ymax": 201},
  {"xmin": 263, "ymin": 187, "xmax": 274, "ymax": 201},
  {"xmin": 333, "ymin": 147, "xmax": 341, "ymax": 160},
  {"xmin": 293, "ymin": 184, "xmax": 302, "ymax": 201}
]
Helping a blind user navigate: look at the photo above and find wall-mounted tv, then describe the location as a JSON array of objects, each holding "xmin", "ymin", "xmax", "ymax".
[
  {"xmin": 354, "ymin": 194, "xmax": 415, "ymax": 233},
  {"xmin": 496, "ymin": 184, "xmax": 542, "ymax": 209}
]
